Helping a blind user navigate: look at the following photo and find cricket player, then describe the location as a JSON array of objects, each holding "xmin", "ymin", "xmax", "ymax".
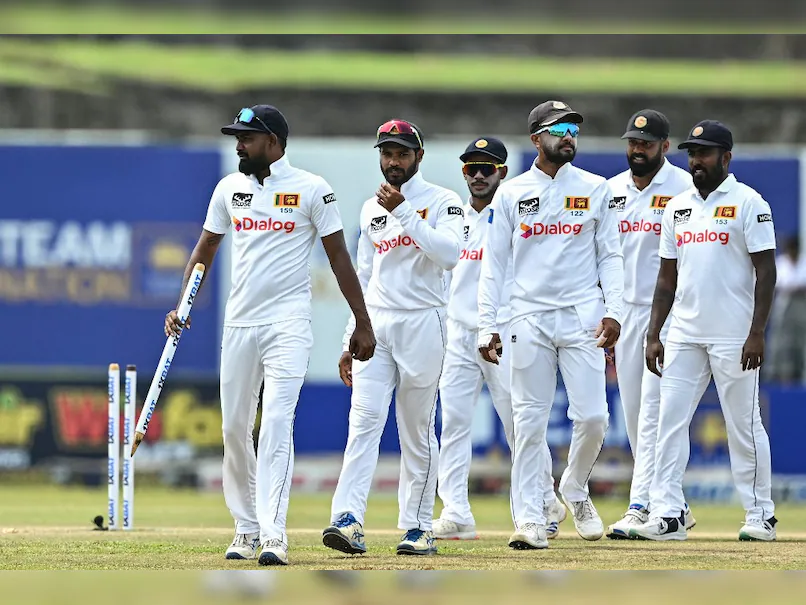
[
  {"xmin": 322, "ymin": 119, "xmax": 464, "ymax": 556},
  {"xmin": 165, "ymin": 105, "xmax": 376, "ymax": 565},
  {"xmin": 633, "ymin": 120, "xmax": 778, "ymax": 541},
  {"xmin": 433, "ymin": 137, "xmax": 566, "ymax": 541},
  {"xmin": 604, "ymin": 110, "xmax": 697, "ymax": 539},
  {"xmin": 478, "ymin": 100, "xmax": 624, "ymax": 549}
]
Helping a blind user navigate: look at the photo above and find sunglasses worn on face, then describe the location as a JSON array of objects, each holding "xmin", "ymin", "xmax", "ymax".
[
  {"xmin": 534, "ymin": 122, "xmax": 580, "ymax": 138},
  {"xmin": 462, "ymin": 162, "xmax": 504, "ymax": 177},
  {"xmin": 377, "ymin": 119, "xmax": 423, "ymax": 148},
  {"xmin": 236, "ymin": 108, "xmax": 272, "ymax": 134}
]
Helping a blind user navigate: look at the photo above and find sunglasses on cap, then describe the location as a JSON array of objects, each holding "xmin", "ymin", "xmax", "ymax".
[
  {"xmin": 235, "ymin": 107, "xmax": 273, "ymax": 133},
  {"xmin": 534, "ymin": 122, "xmax": 580, "ymax": 138},
  {"xmin": 462, "ymin": 162, "xmax": 504, "ymax": 178},
  {"xmin": 376, "ymin": 119, "xmax": 423, "ymax": 148}
]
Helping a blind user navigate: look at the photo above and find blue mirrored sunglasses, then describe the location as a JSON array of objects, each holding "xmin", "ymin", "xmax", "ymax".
[
  {"xmin": 235, "ymin": 108, "xmax": 272, "ymax": 133},
  {"xmin": 535, "ymin": 122, "xmax": 580, "ymax": 138}
]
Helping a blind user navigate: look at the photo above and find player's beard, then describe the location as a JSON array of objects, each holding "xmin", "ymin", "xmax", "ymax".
[
  {"xmin": 467, "ymin": 179, "xmax": 497, "ymax": 201},
  {"xmin": 238, "ymin": 154, "xmax": 269, "ymax": 176},
  {"xmin": 540, "ymin": 138, "xmax": 576, "ymax": 165},
  {"xmin": 628, "ymin": 148, "xmax": 663, "ymax": 177},
  {"xmin": 383, "ymin": 161, "xmax": 418, "ymax": 187},
  {"xmin": 691, "ymin": 154, "xmax": 726, "ymax": 190}
]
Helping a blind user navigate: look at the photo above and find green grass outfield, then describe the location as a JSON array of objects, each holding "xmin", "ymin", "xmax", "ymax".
[
  {"xmin": 1, "ymin": 5, "xmax": 805, "ymax": 34},
  {"xmin": 1, "ymin": 485, "xmax": 804, "ymax": 571},
  {"xmin": 0, "ymin": 37, "xmax": 805, "ymax": 97}
]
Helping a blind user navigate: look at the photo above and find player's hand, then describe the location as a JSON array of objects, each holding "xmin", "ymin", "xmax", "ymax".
[
  {"xmin": 338, "ymin": 351, "xmax": 353, "ymax": 387},
  {"xmin": 164, "ymin": 310, "xmax": 190, "ymax": 337},
  {"xmin": 741, "ymin": 331, "xmax": 765, "ymax": 371},
  {"xmin": 478, "ymin": 332, "xmax": 503, "ymax": 365},
  {"xmin": 376, "ymin": 182, "xmax": 406, "ymax": 212},
  {"xmin": 595, "ymin": 317, "xmax": 621, "ymax": 349},
  {"xmin": 349, "ymin": 323, "xmax": 376, "ymax": 362},
  {"xmin": 646, "ymin": 336, "xmax": 664, "ymax": 377}
]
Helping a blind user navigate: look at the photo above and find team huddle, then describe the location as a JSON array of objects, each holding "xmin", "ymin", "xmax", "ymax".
[{"xmin": 168, "ymin": 100, "xmax": 779, "ymax": 566}]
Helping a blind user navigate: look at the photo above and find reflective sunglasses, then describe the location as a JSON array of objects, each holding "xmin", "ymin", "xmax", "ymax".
[
  {"xmin": 462, "ymin": 162, "xmax": 504, "ymax": 177},
  {"xmin": 235, "ymin": 107, "xmax": 272, "ymax": 133},
  {"xmin": 534, "ymin": 122, "xmax": 580, "ymax": 138},
  {"xmin": 377, "ymin": 119, "xmax": 423, "ymax": 148}
]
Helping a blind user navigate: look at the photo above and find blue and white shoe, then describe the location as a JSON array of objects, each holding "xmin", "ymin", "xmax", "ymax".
[
  {"xmin": 629, "ymin": 513, "xmax": 687, "ymax": 541},
  {"xmin": 396, "ymin": 529, "xmax": 437, "ymax": 556},
  {"xmin": 225, "ymin": 531, "xmax": 260, "ymax": 560},
  {"xmin": 545, "ymin": 497, "xmax": 567, "ymax": 539},
  {"xmin": 606, "ymin": 504, "xmax": 649, "ymax": 540},
  {"xmin": 258, "ymin": 538, "xmax": 288, "ymax": 566},
  {"xmin": 322, "ymin": 513, "xmax": 367, "ymax": 554}
]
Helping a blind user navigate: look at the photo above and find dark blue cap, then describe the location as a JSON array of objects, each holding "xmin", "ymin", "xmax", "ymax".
[
  {"xmin": 460, "ymin": 137, "xmax": 508, "ymax": 163},
  {"xmin": 678, "ymin": 120, "xmax": 733, "ymax": 151},
  {"xmin": 221, "ymin": 105, "xmax": 289, "ymax": 139}
]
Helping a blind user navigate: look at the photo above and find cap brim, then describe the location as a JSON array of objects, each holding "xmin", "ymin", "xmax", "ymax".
[
  {"xmin": 621, "ymin": 130, "xmax": 664, "ymax": 142},
  {"xmin": 221, "ymin": 122, "xmax": 270, "ymax": 135},
  {"xmin": 460, "ymin": 149, "xmax": 506, "ymax": 163},
  {"xmin": 677, "ymin": 139, "xmax": 726, "ymax": 150},
  {"xmin": 374, "ymin": 136, "xmax": 420, "ymax": 149}
]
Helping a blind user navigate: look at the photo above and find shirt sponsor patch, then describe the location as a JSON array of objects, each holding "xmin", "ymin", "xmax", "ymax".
[
  {"xmin": 463, "ymin": 225, "xmax": 470, "ymax": 241},
  {"xmin": 274, "ymin": 193, "xmax": 300, "ymax": 207},
  {"xmin": 609, "ymin": 196, "xmax": 626, "ymax": 211},
  {"xmin": 518, "ymin": 198, "xmax": 540, "ymax": 216},
  {"xmin": 757, "ymin": 213, "xmax": 773, "ymax": 223},
  {"xmin": 322, "ymin": 192, "xmax": 336, "ymax": 204},
  {"xmin": 488, "ymin": 208, "xmax": 494, "ymax": 223},
  {"xmin": 447, "ymin": 206, "xmax": 464, "ymax": 216},
  {"xmin": 714, "ymin": 206, "xmax": 737, "ymax": 219},
  {"xmin": 416, "ymin": 208, "xmax": 429, "ymax": 220},
  {"xmin": 232, "ymin": 193, "xmax": 253, "ymax": 209},
  {"xmin": 651, "ymin": 195, "xmax": 673, "ymax": 209},
  {"xmin": 370, "ymin": 216, "xmax": 387, "ymax": 233},
  {"xmin": 673, "ymin": 209, "xmax": 692, "ymax": 225},
  {"xmin": 565, "ymin": 196, "xmax": 590, "ymax": 210}
]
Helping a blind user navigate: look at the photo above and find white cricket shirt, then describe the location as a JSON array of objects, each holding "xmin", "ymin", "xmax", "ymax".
[
  {"xmin": 203, "ymin": 155, "xmax": 343, "ymax": 327},
  {"xmin": 478, "ymin": 161, "xmax": 624, "ymax": 335},
  {"xmin": 607, "ymin": 160, "xmax": 693, "ymax": 305},
  {"xmin": 447, "ymin": 200, "xmax": 513, "ymax": 331},
  {"xmin": 659, "ymin": 174, "xmax": 776, "ymax": 344},
  {"xmin": 342, "ymin": 171, "xmax": 463, "ymax": 349}
]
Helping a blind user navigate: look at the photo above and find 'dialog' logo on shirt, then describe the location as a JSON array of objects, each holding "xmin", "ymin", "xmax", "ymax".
[{"xmin": 232, "ymin": 216, "xmax": 296, "ymax": 233}]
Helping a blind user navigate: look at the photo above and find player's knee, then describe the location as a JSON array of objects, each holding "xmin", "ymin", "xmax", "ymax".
[{"xmin": 574, "ymin": 415, "xmax": 609, "ymax": 438}]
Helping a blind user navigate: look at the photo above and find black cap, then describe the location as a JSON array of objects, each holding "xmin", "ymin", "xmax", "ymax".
[
  {"xmin": 678, "ymin": 120, "xmax": 733, "ymax": 151},
  {"xmin": 221, "ymin": 105, "xmax": 289, "ymax": 139},
  {"xmin": 374, "ymin": 119, "xmax": 424, "ymax": 149},
  {"xmin": 460, "ymin": 137, "xmax": 508, "ymax": 163},
  {"xmin": 621, "ymin": 109, "xmax": 670, "ymax": 142},
  {"xmin": 528, "ymin": 100, "xmax": 583, "ymax": 134}
]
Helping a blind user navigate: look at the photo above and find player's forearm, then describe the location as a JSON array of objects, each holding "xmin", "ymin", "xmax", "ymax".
[
  {"xmin": 647, "ymin": 276, "xmax": 676, "ymax": 341},
  {"xmin": 750, "ymin": 257, "xmax": 777, "ymax": 335},
  {"xmin": 392, "ymin": 202, "xmax": 460, "ymax": 270},
  {"xmin": 597, "ymin": 252, "xmax": 625, "ymax": 323},
  {"xmin": 330, "ymin": 250, "xmax": 372, "ymax": 329},
  {"xmin": 175, "ymin": 231, "xmax": 222, "ymax": 309}
]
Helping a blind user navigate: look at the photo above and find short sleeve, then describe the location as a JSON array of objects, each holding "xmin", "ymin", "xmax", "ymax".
[
  {"xmin": 743, "ymin": 195, "xmax": 776, "ymax": 254},
  {"xmin": 309, "ymin": 177, "xmax": 344, "ymax": 238},
  {"xmin": 658, "ymin": 200, "xmax": 677, "ymax": 259},
  {"xmin": 202, "ymin": 180, "xmax": 231, "ymax": 234}
]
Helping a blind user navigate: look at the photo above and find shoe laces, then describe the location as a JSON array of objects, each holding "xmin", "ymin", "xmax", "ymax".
[
  {"xmin": 263, "ymin": 538, "xmax": 285, "ymax": 549},
  {"xmin": 625, "ymin": 508, "xmax": 646, "ymax": 522},
  {"xmin": 521, "ymin": 522, "xmax": 539, "ymax": 533},
  {"xmin": 231, "ymin": 533, "xmax": 256, "ymax": 547},
  {"xmin": 744, "ymin": 518, "xmax": 771, "ymax": 531},
  {"xmin": 573, "ymin": 499, "xmax": 596, "ymax": 521},
  {"xmin": 403, "ymin": 529, "xmax": 425, "ymax": 542},
  {"xmin": 334, "ymin": 513, "xmax": 358, "ymax": 528}
]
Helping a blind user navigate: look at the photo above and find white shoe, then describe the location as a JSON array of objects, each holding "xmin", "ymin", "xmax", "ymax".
[
  {"xmin": 684, "ymin": 503, "xmax": 697, "ymax": 531},
  {"xmin": 739, "ymin": 517, "xmax": 777, "ymax": 542},
  {"xmin": 258, "ymin": 538, "xmax": 289, "ymax": 566},
  {"xmin": 396, "ymin": 529, "xmax": 437, "ymax": 555},
  {"xmin": 544, "ymin": 497, "xmax": 567, "ymax": 539},
  {"xmin": 629, "ymin": 515, "xmax": 687, "ymax": 541},
  {"xmin": 322, "ymin": 513, "xmax": 367, "ymax": 554},
  {"xmin": 561, "ymin": 494, "xmax": 604, "ymax": 541},
  {"xmin": 432, "ymin": 518, "xmax": 477, "ymax": 540},
  {"xmin": 225, "ymin": 531, "xmax": 261, "ymax": 560},
  {"xmin": 606, "ymin": 505, "xmax": 649, "ymax": 540},
  {"xmin": 509, "ymin": 523, "xmax": 549, "ymax": 550}
]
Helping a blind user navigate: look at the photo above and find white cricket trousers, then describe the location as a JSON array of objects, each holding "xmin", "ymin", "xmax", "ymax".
[
  {"xmin": 650, "ymin": 340, "xmax": 775, "ymax": 522},
  {"xmin": 220, "ymin": 319, "xmax": 313, "ymax": 544},
  {"xmin": 509, "ymin": 301, "xmax": 610, "ymax": 527},
  {"xmin": 614, "ymin": 302, "xmax": 668, "ymax": 508},
  {"xmin": 331, "ymin": 306, "xmax": 447, "ymax": 531},
  {"xmin": 437, "ymin": 318, "xmax": 556, "ymax": 527}
]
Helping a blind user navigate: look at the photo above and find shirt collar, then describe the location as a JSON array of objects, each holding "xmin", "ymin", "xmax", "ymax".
[
  {"xmin": 715, "ymin": 173, "xmax": 737, "ymax": 193},
  {"xmin": 530, "ymin": 159, "xmax": 572, "ymax": 181},
  {"xmin": 400, "ymin": 171, "xmax": 426, "ymax": 197},
  {"xmin": 247, "ymin": 154, "xmax": 291, "ymax": 185}
]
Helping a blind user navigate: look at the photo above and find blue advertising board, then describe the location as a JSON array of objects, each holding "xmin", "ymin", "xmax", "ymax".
[
  {"xmin": 0, "ymin": 145, "xmax": 222, "ymax": 373},
  {"xmin": 519, "ymin": 151, "xmax": 801, "ymax": 240}
]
